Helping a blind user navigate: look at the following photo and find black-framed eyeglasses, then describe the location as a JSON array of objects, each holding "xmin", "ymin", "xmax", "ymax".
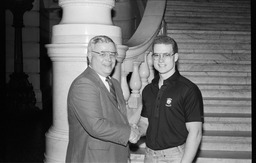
[
  {"xmin": 92, "ymin": 51, "xmax": 118, "ymax": 59},
  {"xmin": 152, "ymin": 53, "xmax": 175, "ymax": 60}
]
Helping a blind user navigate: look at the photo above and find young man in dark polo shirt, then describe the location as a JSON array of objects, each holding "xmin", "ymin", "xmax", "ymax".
[{"xmin": 137, "ymin": 35, "xmax": 204, "ymax": 163}]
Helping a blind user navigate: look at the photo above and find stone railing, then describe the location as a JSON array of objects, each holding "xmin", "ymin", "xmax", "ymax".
[{"xmin": 121, "ymin": 0, "xmax": 167, "ymax": 112}]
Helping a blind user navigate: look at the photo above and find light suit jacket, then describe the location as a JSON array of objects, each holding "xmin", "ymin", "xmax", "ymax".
[{"xmin": 66, "ymin": 67, "xmax": 131, "ymax": 163}]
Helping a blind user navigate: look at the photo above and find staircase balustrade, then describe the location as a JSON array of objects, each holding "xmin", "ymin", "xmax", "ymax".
[
  {"xmin": 119, "ymin": 0, "xmax": 167, "ymax": 115},
  {"xmin": 128, "ymin": 61, "xmax": 142, "ymax": 109},
  {"xmin": 139, "ymin": 51, "xmax": 150, "ymax": 94}
]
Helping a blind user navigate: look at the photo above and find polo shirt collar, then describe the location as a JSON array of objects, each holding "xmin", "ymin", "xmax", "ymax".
[{"xmin": 152, "ymin": 70, "xmax": 181, "ymax": 87}]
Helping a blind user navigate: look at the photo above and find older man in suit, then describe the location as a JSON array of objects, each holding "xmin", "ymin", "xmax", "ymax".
[{"xmin": 66, "ymin": 35, "xmax": 140, "ymax": 163}]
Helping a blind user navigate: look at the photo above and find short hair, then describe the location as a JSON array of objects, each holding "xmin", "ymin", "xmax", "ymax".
[
  {"xmin": 87, "ymin": 35, "xmax": 116, "ymax": 54},
  {"xmin": 152, "ymin": 35, "xmax": 178, "ymax": 53}
]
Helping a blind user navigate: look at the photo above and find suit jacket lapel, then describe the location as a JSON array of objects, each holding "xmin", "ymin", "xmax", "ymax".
[
  {"xmin": 86, "ymin": 68, "xmax": 128, "ymax": 124},
  {"xmin": 87, "ymin": 67, "xmax": 119, "ymax": 108},
  {"xmin": 112, "ymin": 79, "xmax": 129, "ymax": 123}
]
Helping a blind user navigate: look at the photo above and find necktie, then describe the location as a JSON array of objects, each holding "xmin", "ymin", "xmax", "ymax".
[{"xmin": 106, "ymin": 77, "xmax": 117, "ymax": 103}]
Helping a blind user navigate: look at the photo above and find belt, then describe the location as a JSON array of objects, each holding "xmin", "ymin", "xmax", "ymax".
[{"xmin": 145, "ymin": 144, "xmax": 185, "ymax": 156}]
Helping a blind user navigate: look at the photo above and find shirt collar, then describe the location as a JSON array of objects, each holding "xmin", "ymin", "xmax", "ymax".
[
  {"xmin": 152, "ymin": 70, "xmax": 181, "ymax": 87},
  {"xmin": 89, "ymin": 65, "xmax": 110, "ymax": 90}
]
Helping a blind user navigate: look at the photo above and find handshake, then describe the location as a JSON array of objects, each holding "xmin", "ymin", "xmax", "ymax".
[{"xmin": 128, "ymin": 124, "xmax": 141, "ymax": 144}]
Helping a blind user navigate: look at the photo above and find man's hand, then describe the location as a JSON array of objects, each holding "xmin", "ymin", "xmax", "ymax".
[{"xmin": 129, "ymin": 125, "xmax": 141, "ymax": 144}]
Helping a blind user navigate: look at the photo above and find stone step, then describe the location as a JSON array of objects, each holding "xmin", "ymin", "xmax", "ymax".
[
  {"xmin": 166, "ymin": 23, "xmax": 251, "ymax": 31},
  {"xmin": 176, "ymin": 41, "xmax": 251, "ymax": 50},
  {"xmin": 204, "ymin": 113, "xmax": 251, "ymax": 123},
  {"xmin": 167, "ymin": 1, "xmax": 250, "ymax": 9},
  {"xmin": 195, "ymin": 151, "xmax": 252, "ymax": 163},
  {"xmin": 168, "ymin": 29, "xmax": 251, "ymax": 36},
  {"xmin": 172, "ymin": 35, "xmax": 251, "ymax": 45},
  {"xmin": 165, "ymin": 16, "xmax": 251, "ymax": 25},
  {"xmin": 172, "ymin": 0, "xmax": 250, "ymax": 2},
  {"xmin": 183, "ymin": 75, "xmax": 251, "ymax": 85},
  {"xmin": 204, "ymin": 105, "xmax": 251, "ymax": 114},
  {"xmin": 167, "ymin": 5, "xmax": 250, "ymax": 15},
  {"xmin": 190, "ymin": 77, "xmax": 250, "ymax": 85},
  {"xmin": 203, "ymin": 130, "xmax": 251, "ymax": 137},
  {"xmin": 198, "ymin": 84, "xmax": 251, "ymax": 90},
  {"xmin": 205, "ymin": 117, "xmax": 251, "ymax": 123},
  {"xmin": 203, "ymin": 122, "xmax": 251, "ymax": 132},
  {"xmin": 201, "ymin": 89, "xmax": 251, "ymax": 99},
  {"xmin": 178, "ymin": 49, "xmax": 251, "ymax": 55},
  {"xmin": 176, "ymin": 39, "xmax": 251, "ymax": 50},
  {"xmin": 203, "ymin": 98, "xmax": 251, "ymax": 106},
  {"xmin": 188, "ymin": 74, "xmax": 251, "ymax": 83},
  {"xmin": 165, "ymin": 10, "xmax": 250, "ymax": 19},
  {"xmin": 178, "ymin": 49, "xmax": 251, "ymax": 61},
  {"xmin": 182, "ymin": 71, "xmax": 251, "ymax": 77},
  {"xmin": 168, "ymin": 30, "xmax": 251, "ymax": 42},
  {"xmin": 201, "ymin": 135, "xmax": 251, "ymax": 151},
  {"xmin": 202, "ymin": 132, "xmax": 252, "ymax": 152},
  {"xmin": 180, "ymin": 59, "xmax": 250, "ymax": 65},
  {"xmin": 178, "ymin": 53, "xmax": 251, "ymax": 61},
  {"xmin": 178, "ymin": 43, "xmax": 251, "ymax": 52},
  {"xmin": 130, "ymin": 151, "xmax": 252, "ymax": 163},
  {"xmin": 179, "ymin": 63, "xmax": 251, "ymax": 73},
  {"xmin": 175, "ymin": 39, "xmax": 251, "ymax": 47}
]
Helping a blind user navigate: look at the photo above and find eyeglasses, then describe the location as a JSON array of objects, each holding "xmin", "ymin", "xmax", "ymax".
[
  {"xmin": 92, "ymin": 51, "xmax": 118, "ymax": 59},
  {"xmin": 152, "ymin": 53, "xmax": 175, "ymax": 60}
]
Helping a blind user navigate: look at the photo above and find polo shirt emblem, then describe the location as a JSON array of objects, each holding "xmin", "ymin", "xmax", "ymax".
[{"xmin": 165, "ymin": 98, "xmax": 172, "ymax": 107}]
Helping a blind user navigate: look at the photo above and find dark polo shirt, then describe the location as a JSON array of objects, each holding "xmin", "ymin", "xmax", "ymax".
[{"xmin": 141, "ymin": 71, "xmax": 203, "ymax": 150}]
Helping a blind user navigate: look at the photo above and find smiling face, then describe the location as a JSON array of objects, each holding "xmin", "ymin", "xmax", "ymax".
[
  {"xmin": 153, "ymin": 43, "xmax": 178, "ymax": 79},
  {"xmin": 88, "ymin": 42, "xmax": 117, "ymax": 77}
]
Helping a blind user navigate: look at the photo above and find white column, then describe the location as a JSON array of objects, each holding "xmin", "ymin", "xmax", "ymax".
[
  {"xmin": 45, "ymin": 45, "xmax": 87, "ymax": 163},
  {"xmin": 44, "ymin": 0, "xmax": 128, "ymax": 162}
]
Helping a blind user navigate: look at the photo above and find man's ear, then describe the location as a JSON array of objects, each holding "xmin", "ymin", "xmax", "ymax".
[
  {"xmin": 87, "ymin": 52, "xmax": 92, "ymax": 63},
  {"xmin": 174, "ymin": 53, "xmax": 179, "ymax": 62}
]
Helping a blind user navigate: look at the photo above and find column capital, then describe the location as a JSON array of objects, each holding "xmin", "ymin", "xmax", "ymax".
[
  {"xmin": 5, "ymin": 0, "xmax": 34, "ymax": 28},
  {"xmin": 59, "ymin": 0, "xmax": 115, "ymax": 7},
  {"xmin": 116, "ymin": 45, "xmax": 128, "ymax": 63},
  {"xmin": 58, "ymin": 0, "xmax": 115, "ymax": 24}
]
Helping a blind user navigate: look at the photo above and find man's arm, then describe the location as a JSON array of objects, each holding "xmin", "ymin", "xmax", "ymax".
[
  {"xmin": 181, "ymin": 122, "xmax": 202, "ymax": 163},
  {"xmin": 126, "ymin": 104, "xmax": 148, "ymax": 142}
]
